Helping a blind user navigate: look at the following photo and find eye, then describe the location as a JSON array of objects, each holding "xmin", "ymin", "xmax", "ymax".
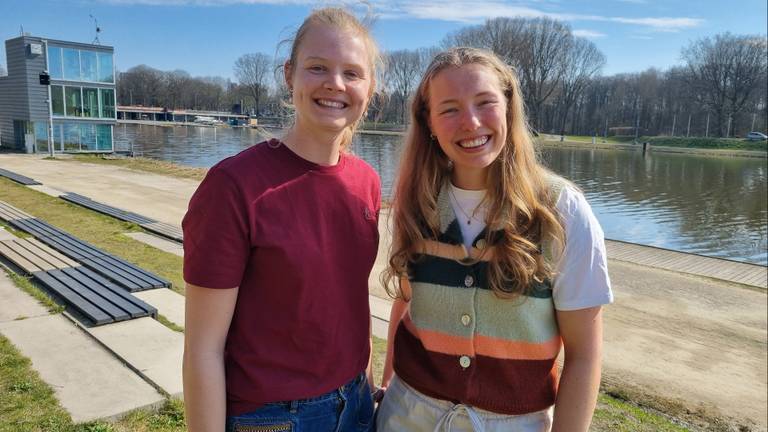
[
  {"xmin": 439, "ymin": 107, "xmax": 457, "ymax": 115},
  {"xmin": 308, "ymin": 65, "xmax": 325, "ymax": 73},
  {"xmin": 479, "ymin": 99, "xmax": 497, "ymax": 106},
  {"xmin": 345, "ymin": 70, "xmax": 362, "ymax": 79}
]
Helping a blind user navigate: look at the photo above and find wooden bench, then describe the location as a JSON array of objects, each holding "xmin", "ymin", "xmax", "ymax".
[
  {"xmin": 0, "ymin": 201, "xmax": 170, "ymax": 292},
  {"xmin": 0, "ymin": 238, "xmax": 157, "ymax": 326},
  {"xmin": 0, "ymin": 168, "xmax": 42, "ymax": 185},
  {"xmin": 61, "ymin": 193, "xmax": 184, "ymax": 243}
]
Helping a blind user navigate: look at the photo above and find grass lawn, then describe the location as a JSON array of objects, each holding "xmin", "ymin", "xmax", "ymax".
[
  {"xmin": 551, "ymin": 134, "xmax": 767, "ymax": 152},
  {"xmin": 0, "ymin": 165, "xmax": 714, "ymax": 431}
]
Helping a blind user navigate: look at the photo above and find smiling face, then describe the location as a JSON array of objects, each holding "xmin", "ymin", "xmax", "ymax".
[
  {"xmin": 286, "ymin": 23, "xmax": 373, "ymax": 136},
  {"xmin": 427, "ymin": 64, "xmax": 508, "ymax": 190}
]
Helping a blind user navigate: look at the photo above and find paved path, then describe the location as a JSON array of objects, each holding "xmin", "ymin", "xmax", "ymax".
[{"xmin": 1, "ymin": 154, "xmax": 766, "ymax": 429}]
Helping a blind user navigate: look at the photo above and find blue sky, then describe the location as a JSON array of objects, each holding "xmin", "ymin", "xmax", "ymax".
[{"xmin": 1, "ymin": 0, "xmax": 766, "ymax": 81}]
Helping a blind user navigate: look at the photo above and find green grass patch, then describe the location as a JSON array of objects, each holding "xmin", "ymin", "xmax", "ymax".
[
  {"xmin": 0, "ymin": 334, "xmax": 73, "ymax": 432},
  {"xmin": 67, "ymin": 155, "xmax": 207, "ymax": 181},
  {"xmin": 0, "ymin": 177, "xmax": 185, "ymax": 295},
  {"xmin": 557, "ymin": 134, "xmax": 767, "ymax": 152}
]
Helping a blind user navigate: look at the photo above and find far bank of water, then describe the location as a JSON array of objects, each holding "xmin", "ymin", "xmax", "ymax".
[{"xmin": 115, "ymin": 123, "xmax": 767, "ymax": 265}]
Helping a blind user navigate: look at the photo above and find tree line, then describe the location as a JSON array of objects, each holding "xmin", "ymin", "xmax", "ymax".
[{"xmin": 115, "ymin": 17, "xmax": 767, "ymax": 138}]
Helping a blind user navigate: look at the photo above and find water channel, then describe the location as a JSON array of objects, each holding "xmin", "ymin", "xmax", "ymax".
[{"xmin": 115, "ymin": 123, "xmax": 768, "ymax": 265}]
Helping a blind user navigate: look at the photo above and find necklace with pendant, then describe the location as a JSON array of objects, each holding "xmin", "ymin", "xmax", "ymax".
[{"xmin": 449, "ymin": 187, "xmax": 483, "ymax": 225}]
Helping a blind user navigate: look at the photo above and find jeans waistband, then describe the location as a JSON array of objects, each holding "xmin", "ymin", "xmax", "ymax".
[{"xmin": 269, "ymin": 372, "xmax": 366, "ymax": 407}]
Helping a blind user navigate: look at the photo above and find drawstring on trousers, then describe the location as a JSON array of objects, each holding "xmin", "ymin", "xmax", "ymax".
[{"xmin": 433, "ymin": 403, "xmax": 486, "ymax": 432}]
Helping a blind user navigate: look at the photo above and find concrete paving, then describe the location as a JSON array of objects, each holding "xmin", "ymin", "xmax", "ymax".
[
  {"xmin": 134, "ymin": 288, "xmax": 186, "ymax": 328},
  {"xmin": 0, "ymin": 313, "xmax": 165, "ymax": 423},
  {"xmin": 0, "ymin": 264, "xmax": 49, "ymax": 323},
  {"xmin": 85, "ymin": 317, "xmax": 184, "ymax": 398},
  {"xmin": 0, "ymin": 155, "xmax": 196, "ymax": 225}
]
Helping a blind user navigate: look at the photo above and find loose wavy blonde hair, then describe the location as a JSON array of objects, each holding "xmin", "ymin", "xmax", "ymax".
[
  {"xmin": 384, "ymin": 47, "xmax": 565, "ymax": 299},
  {"xmin": 280, "ymin": 6, "xmax": 383, "ymax": 149}
]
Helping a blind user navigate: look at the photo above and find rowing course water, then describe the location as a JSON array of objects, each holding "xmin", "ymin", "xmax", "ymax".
[{"xmin": 114, "ymin": 124, "xmax": 767, "ymax": 265}]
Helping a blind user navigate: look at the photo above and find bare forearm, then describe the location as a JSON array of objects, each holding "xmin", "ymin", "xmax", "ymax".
[
  {"xmin": 183, "ymin": 351, "xmax": 228, "ymax": 432},
  {"xmin": 551, "ymin": 357, "xmax": 601, "ymax": 432},
  {"xmin": 381, "ymin": 298, "xmax": 408, "ymax": 387}
]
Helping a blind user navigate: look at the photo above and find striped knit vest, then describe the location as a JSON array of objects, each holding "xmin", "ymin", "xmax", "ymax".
[{"xmin": 393, "ymin": 175, "xmax": 567, "ymax": 415}]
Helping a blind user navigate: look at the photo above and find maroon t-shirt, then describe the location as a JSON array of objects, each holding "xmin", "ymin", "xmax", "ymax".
[{"xmin": 182, "ymin": 139, "xmax": 381, "ymax": 416}]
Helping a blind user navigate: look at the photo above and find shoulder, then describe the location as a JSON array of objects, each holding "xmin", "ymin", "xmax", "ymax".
[
  {"xmin": 212, "ymin": 139, "xmax": 275, "ymax": 175},
  {"xmin": 343, "ymin": 152, "xmax": 381, "ymax": 186}
]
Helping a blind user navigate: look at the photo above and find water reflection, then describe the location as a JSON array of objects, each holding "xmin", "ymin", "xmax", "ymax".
[{"xmin": 115, "ymin": 124, "xmax": 767, "ymax": 265}]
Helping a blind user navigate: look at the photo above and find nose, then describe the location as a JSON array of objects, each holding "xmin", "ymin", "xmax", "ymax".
[
  {"xmin": 324, "ymin": 71, "xmax": 345, "ymax": 92},
  {"xmin": 461, "ymin": 107, "xmax": 481, "ymax": 131}
]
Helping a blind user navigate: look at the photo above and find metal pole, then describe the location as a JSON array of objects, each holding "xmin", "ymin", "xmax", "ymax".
[
  {"xmin": 686, "ymin": 114, "xmax": 691, "ymax": 137},
  {"xmin": 604, "ymin": 117, "xmax": 608, "ymax": 138},
  {"xmin": 751, "ymin": 113, "xmax": 756, "ymax": 131},
  {"xmin": 705, "ymin": 113, "xmax": 710, "ymax": 137},
  {"xmin": 42, "ymin": 39, "xmax": 54, "ymax": 157},
  {"xmin": 726, "ymin": 115, "xmax": 732, "ymax": 138}
]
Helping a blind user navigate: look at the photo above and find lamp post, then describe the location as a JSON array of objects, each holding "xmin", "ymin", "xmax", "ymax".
[{"xmin": 41, "ymin": 39, "xmax": 54, "ymax": 157}]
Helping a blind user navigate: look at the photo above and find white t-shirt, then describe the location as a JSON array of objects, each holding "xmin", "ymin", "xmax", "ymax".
[{"xmin": 448, "ymin": 183, "xmax": 613, "ymax": 311}]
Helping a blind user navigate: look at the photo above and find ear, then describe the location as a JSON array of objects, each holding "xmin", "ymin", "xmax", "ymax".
[{"xmin": 283, "ymin": 60, "xmax": 293, "ymax": 90}]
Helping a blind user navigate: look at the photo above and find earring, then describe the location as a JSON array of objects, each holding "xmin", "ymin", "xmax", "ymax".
[{"xmin": 429, "ymin": 133, "xmax": 436, "ymax": 142}]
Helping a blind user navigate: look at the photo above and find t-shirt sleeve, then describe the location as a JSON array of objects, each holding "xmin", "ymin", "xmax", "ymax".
[
  {"xmin": 182, "ymin": 167, "xmax": 251, "ymax": 289},
  {"xmin": 552, "ymin": 186, "xmax": 614, "ymax": 311}
]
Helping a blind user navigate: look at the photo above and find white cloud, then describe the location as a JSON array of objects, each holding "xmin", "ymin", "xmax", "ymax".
[
  {"xmin": 387, "ymin": 1, "xmax": 704, "ymax": 32},
  {"xmin": 616, "ymin": 0, "xmax": 647, "ymax": 4},
  {"xmin": 95, "ymin": 0, "xmax": 705, "ymax": 32},
  {"xmin": 573, "ymin": 29, "xmax": 607, "ymax": 38}
]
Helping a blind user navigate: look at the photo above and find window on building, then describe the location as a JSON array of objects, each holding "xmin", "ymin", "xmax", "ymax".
[
  {"xmin": 52, "ymin": 124, "xmax": 63, "ymax": 152},
  {"xmin": 98, "ymin": 52, "xmax": 114, "ymax": 83},
  {"xmin": 51, "ymin": 85, "xmax": 65, "ymax": 115},
  {"xmin": 34, "ymin": 122, "xmax": 49, "ymax": 153},
  {"xmin": 96, "ymin": 124, "xmax": 113, "ymax": 151},
  {"xmin": 65, "ymin": 87, "xmax": 82, "ymax": 117},
  {"xmin": 82, "ymin": 88, "xmax": 99, "ymax": 118},
  {"xmin": 63, "ymin": 123, "xmax": 80, "ymax": 151},
  {"xmin": 48, "ymin": 46, "xmax": 63, "ymax": 79},
  {"xmin": 80, "ymin": 124, "xmax": 97, "ymax": 150},
  {"xmin": 63, "ymin": 48, "xmax": 80, "ymax": 80},
  {"xmin": 80, "ymin": 50, "xmax": 98, "ymax": 82},
  {"xmin": 100, "ymin": 88, "xmax": 115, "ymax": 118}
]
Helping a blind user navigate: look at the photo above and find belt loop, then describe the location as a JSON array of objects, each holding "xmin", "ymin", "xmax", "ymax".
[{"xmin": 289, "ymin": 400, "xmax": 298, "ymax": 413}]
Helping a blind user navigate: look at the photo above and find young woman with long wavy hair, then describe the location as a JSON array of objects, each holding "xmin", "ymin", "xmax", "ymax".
[{"xmin": 376, "ymin": 47, "xmax": 613, "ymax": 432}]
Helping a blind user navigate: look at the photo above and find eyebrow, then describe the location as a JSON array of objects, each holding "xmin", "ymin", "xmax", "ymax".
[
  {"xmin": 303, "ymin": 56, "xmax": 366, "ymax": 70},
  {"xmin": 436, "ymin": 91, "xmax": 498, "ymax": 106}
]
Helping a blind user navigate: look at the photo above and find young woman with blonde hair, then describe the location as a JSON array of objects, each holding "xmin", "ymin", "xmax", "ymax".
[
  {"xmin": 183, "ymin": 7, "xmax": 382, "ymax": 432},
  {"xmin": 376, "ymin": 47, "xmax": 613, "ymax": 431}
]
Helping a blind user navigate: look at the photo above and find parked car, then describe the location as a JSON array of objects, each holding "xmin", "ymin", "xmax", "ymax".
[{"xmin": 745, "ymin": 131, "xmax": 768, "ymax": 141}]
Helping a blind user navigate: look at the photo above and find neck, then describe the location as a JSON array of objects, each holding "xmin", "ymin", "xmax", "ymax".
[
  {"xmin": 451, "ymin": 168, "xmax": 487, "ymax": 190},
  {"xmin": 281, "ymin": 119, "xmax": 346, "ymax": 166}
]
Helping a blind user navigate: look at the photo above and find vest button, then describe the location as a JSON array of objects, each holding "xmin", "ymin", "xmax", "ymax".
[
  {"xmin": 459, "ymin": 355, "xmax": 471, "ymax": 368},
  {"xmin": 461, "ymin": 314, "xmax": 471, "ymax": 326},
  {"xmin": 464, "ymin": 275, "xmax": 474, "ymax": 287}
]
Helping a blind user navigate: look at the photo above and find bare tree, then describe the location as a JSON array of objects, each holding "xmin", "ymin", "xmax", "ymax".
[
  {"xmin": 234, "ymin": 53, "xmax": 272, "ymax": 116},
  {"xmin": 517, "ymin": 17, "xmax": 573, "ymax": 131},
  {"xmin": 682, "ymin": 33, "xmax": 768, "ymax": 137},
  {"xmin": 557, "ymin": 38, "xmax": 605, "ymax": 134},
  {"xmin": 384, "ymin": 49, "xmax": 425, "ymax": 124}
]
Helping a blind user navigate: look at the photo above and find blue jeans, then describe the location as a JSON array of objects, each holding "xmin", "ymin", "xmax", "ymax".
[{"xmin": 226, "ymin": 373, "xmax": 375, "ymax": 432}]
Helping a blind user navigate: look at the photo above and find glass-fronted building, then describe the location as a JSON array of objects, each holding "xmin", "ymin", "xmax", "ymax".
[{"xmin": 0, "ymin": 35, "xmax": 116, "ymax": 153}]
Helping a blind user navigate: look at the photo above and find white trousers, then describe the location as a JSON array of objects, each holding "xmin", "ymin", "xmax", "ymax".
[{"xmin": 375, "ymin": 375, "xmax": 553, "ymax": 432}]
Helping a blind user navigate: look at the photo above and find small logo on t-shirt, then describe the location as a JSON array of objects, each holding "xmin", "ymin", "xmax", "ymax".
[{"xmin": 364, "ymin": 207, "xmax": 375, "ymax": 220}]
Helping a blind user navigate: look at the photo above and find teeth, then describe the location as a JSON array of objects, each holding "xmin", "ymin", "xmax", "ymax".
[
  {"xmin": 458, "ymin": 136, "xmax": 489, "ymax": 148},
  {"xmin": 317, "ymin": 99, "xmax": 345, "ymax": 108}
]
